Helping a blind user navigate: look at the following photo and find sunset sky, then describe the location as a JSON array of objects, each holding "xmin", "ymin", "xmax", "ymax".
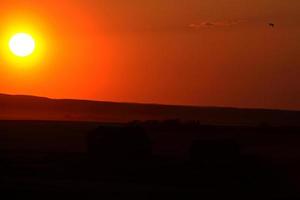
[{"xmin": 0, "ymin": 0, "xmax": 299, "ymax": 110}]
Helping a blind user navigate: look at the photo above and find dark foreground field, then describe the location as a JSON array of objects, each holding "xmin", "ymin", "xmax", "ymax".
[{"xmin": 0, "ymin": 120, "xmax": 300, "ymax": 199}]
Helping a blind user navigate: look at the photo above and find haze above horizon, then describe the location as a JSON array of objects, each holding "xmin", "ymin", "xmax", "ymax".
[{"xmin": 0, "ymin": 0, "xmax": 299, "ymax": 110}]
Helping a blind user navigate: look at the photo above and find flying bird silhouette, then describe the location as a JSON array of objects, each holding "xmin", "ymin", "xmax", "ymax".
[{"xmin": 269, "ymin": 23, "xmax": 275, "ymax": 27}]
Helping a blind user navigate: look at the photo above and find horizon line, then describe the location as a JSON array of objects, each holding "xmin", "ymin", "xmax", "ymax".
[{"xmin": 1, "ymin": 92, "xmax": 299, "ymax": 113}]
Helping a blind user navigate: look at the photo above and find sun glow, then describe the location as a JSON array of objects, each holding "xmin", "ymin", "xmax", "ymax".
[
  {"xmin": 1, "ymin": 22, "xmax": 46, "ymax": 69},
  {"xmin": 9, "ymin": 33, "xmax": 35, "ymax": 57}
]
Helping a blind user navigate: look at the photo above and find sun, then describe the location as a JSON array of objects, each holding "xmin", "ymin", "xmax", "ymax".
[{"xmin": 9, "ymin": 33, "xmax": 36, "ymax": 57}]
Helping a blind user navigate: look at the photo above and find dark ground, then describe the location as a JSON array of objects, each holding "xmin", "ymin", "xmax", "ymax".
[{"xmin": 0, "ymin": 120, "xmax": 300, "ymax": 199}]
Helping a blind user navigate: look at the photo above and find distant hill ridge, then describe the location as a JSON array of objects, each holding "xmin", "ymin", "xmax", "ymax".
[{"xmin": 0, "ymin": 93, "xmax": 299, "ymax": 126}]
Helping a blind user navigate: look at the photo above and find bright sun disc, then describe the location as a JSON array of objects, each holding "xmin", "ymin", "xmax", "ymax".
[{"xmin": 9, "ymin": 33, "xmax": 35, "ymax": 57}]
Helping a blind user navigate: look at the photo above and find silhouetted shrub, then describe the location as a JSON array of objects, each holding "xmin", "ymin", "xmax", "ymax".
[
  {"xmin": 189, "ymin": 139, "xmax": 240, "ymax": 165},
  {"xmin": 87, "ymin": 125, "xmax": 152, "ymax": 163}
]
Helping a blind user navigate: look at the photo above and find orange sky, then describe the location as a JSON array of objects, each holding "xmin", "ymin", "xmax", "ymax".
[{"xmin": 0, "ymin": 0, "xmax": 299, "ymax": 110}]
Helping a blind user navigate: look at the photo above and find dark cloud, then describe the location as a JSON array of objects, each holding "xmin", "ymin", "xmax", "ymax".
[{"xmin": 189, "ymin": 20, "xmax": 246, "ymax": 29}]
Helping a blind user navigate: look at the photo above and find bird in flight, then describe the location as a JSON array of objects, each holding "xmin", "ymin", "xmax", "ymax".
[{"xmin": 269, "ymin": 23, "xmax": 275, "ymax": 27}]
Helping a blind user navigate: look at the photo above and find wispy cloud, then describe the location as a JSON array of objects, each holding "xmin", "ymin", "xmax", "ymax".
[{"xmin": 189, "ymin": 20, "xmax": 247, "ymax": 29}]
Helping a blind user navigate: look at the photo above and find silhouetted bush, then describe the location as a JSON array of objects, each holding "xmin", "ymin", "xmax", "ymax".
[
  {"xmin": 87, "ymin": 125, "xmax": 152, "ymax": 163},
  {"xmin": 189, "ymin": 139, "xmax": 240, "ymax": 165},
  {"xmin": 161, "ymin": 119, "xmax": 182, "ymax": 128}
]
